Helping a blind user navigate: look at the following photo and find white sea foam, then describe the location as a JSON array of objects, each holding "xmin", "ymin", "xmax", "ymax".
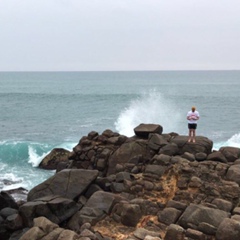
[
  {"xmin": 27, "ymin": 142, "xmax": 75, "ymax": 167},
  {"xmin": 226, "ymin": 133, "xmax": 240, "ymax": 147},
  {"xmin": 115, "ymin": 90, "xmax": 181, "ymax": 137},
  {"xmin": 0, "ymin": 173, "xmax": 24, "ymax": 191},
  {"xmin": 28, "ymin": 146, "xmax": 49, "ymax": 167},
  {"xmin": 213, "ymin": 132, "xmax": 240, "ymax": 150}
]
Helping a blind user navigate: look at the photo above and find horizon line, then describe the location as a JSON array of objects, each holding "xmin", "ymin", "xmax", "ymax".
[{"xmin": 0, "ymin": 69, "xmax": 240, "ymax": 73}]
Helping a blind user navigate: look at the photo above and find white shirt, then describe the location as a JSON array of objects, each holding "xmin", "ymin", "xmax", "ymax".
[{"xmin": 187, "ymin": 110, "xmax": 200, "ymax": 124}]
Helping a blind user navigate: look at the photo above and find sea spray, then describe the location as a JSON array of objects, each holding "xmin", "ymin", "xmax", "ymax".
[
  {"xmin": 28, "ymin": 146, "xmax": 49, "ymax": 167},
  {"xmin": 226, "ymin": 133, "xmax": 240, "ymax": 148},
  {"xmin": 115, "ymin": 90, "xmax": 181, "ymax": 136},
  {"xmin": 213, "ymin": 132, "xmax": 240, "ymax": 150}
]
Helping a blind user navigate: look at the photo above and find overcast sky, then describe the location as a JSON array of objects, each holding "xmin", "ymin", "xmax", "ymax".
[{"xmin": 0, "ymin": 0, "xmax": 240, "ymax": 71}]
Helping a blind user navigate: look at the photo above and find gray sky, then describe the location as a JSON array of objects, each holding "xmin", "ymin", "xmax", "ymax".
[{"xmin": 0, "ymin": 0, "xmax": 240, "ymax": 71}]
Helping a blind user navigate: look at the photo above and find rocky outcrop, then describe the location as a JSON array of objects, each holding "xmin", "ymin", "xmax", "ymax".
[
  {"xmin": 1, "ymin": 123, "xmax": 240, "ymax": 240},
  {"xmin": 39, "ymin": 148, "xmax": 72, "ymax": 170}
]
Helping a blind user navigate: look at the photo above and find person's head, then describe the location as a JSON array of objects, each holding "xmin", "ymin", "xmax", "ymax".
[{"xmin": 191, "ymin": 106, "xmax": 196, "ymax": 112}]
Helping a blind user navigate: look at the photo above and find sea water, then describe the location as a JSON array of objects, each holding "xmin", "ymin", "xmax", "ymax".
[{"xmin": 0, "ymin": 71, "xmax": 240, "ymax": 191}]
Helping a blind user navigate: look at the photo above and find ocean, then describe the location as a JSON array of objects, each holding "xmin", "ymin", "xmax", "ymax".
[{"xmin": 0, "ymin": 71, "xmax": 240, "ymax": 192}]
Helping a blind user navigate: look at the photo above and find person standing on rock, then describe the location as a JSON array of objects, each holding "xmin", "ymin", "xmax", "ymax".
[{"xmin": 187, "ymin": 106, "xmax": 200, "ymax": 143}]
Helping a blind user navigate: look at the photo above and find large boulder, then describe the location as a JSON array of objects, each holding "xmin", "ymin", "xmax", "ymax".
[
  {"xmin": 68, "ymin": 191, "xmax": 125, "ymax": 230},
  {"xmin": 164, "ymin": 224, "xmax": 185, "ymax": 240},
  {"xmin": 215, "ymin": 218, "xmax": 240, "ymax": 240},
  {"xmin": 113, "ymin": 202, "xmax": 142, "ymax": 227},
  {"xmin": 27, "ymin": 169, "xmax": 99, "ymax": 201},
  {"xmin": 39, "ymin": 148, "xmax": 72, "ymax": 170},
  {"xmin": 107, "ymin": 138, "xmax": 151, "ymax": 175},
  {"xmin": 19, "ymin": 195, "xmax": 79, "ymax": 227},
  {"xmin": 158, "ymin": 143, "xmax": 179, "ymax": 156},
  {"xmin": 226, "ymin": 163, "xmax": 240, "ymax": 185},
  {"xmin": 134, "ymin": 123, "xmax": 163, "ymax": 138},
  {"xmin": 178, "ymin": 204, "xmax": 230, "ymax": 233},
  {"xmin": 0, "ymin": 191, "xmax": 19, "ymax": 210},
  {"xmin": 148, "ymin": 133, "xmax": 168, "ymax": 151},
  {"xmin": 207, "ymin": 151, "xmax": 228, "ymax": 163},
  {"xmin": 219, "ymin": 146, "xmax": 240, "ymax": 162},
  {"xmin": 171, "ymin": 135, "xmax": 213, "ymax": 155}
]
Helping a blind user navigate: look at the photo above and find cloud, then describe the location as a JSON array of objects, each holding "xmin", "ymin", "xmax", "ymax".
[{"xmin": 0, "ymin": 0, "xmax": 240, "ymax": 71}]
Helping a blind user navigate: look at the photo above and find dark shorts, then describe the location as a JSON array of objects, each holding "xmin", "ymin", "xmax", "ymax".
[{"xmin": 188, "ymin": 123, "xmax": 197, "ymax": 129}]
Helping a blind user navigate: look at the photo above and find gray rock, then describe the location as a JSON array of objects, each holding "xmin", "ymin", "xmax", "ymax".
[
  {"xmin": 110, "ymin": 182, "xmax": 126, "ymax": 193},
  {"xmin": 134, "ymin": 124, "xmax": 163, "ymax": 138},
  {"xmin": 28, "ymin": 169, "xmax": 99, "ymax": 201},
  {"xmin": 151, "ymin": 154, "xmax": 171, "ymax": 165},
  {"xmin": 84, "ymin": 191, "xmax": 125, "ymax": 214},
  {"xmin": 120, "ymin": 203, "xmax": 142, "ymax": 227},
  {"xmin": 0, "ymin": 207, "xmax": 18, "ymax": 219},
  {"xmin": 188, "ymin": 176, "xmax": 202, "ymax": 188},
  {"xmin": 68, "ymin": 191, "xmax": 125, "ymax": 230},
  {"xmin": 107, "ymin": 139, "xmax": 150, "ymax": 175},
  {"xmin": 219, "ymin": 146, "xmax": 240, "ymax": 162},
  {"xmin": 185, "ymin": 228, "xmax": 206, "ymax": 240},
  {"xmin": 6, "ymin": 214, "xmax": 23, "ymax": 231},
  {"xmin": 178, "ymin": 203, "xmax": 230, "ymax": 230},
  {"xmin": 166, "ymin": 200, "xmax": 187, "ymax": 211},
  {"xmin": 207, "ymin": 151, "xmax": 228, "ymax": 163},
  {"xmin": 116, "ymin": 172, "xmax": 132, "ymax": 182},
  {"xmin": 232, "ymin": 207, "xmax": 240, "ymax": 215},
  {"xmin": 39, "ymin": 148, "xmax": 71, "ymax": 170},
  {"xmin": 171, "ymin": 135, "xmax": 213, "ymax": 155},
  {"xmin": 164, "ymin": 224, "xmax": 185, "ymax": 240},
  {"xmin": 195, "ymin": 152, "xmax": 207, "ymax": 161},
  {"xmin": 158, "ymin": 207, "xmax": 182, "ymax": 225},
  {"xmin": 148, "ymin": 133, "xmax": 168, "ymax": 151},
  {"xmin": 215, "ymin": 218, "xmax": 240, "ymax": 240},
  {"xmin": 19, "ymin": 195, "xmax": 79, "ymax": 227},
  {"xmin": 80, "ymin": 229, "xmax": 98, "ymax": 239},
  {"xmin": 231, "ymin": 215, "xmax": 240, "ymax": 222},
  {"xmin": 133, "ymin": 228, "xmax": 161, "ymax": 239},
  {"xmin": 181, "ymin": 152, "xmax": 195, "ymax": 162},
  {"xmin": 198, "ymin": 222, "xmax": 217, "ymax": 235},
  {"xmin": 159, "ymin": 143, "xmax": 179, "ymax": 156},
  {"xmin": 0, "ymin": 191, "xmax": 19, "ymax": 210},
  {"xmin": 9, "ymin": 228, "xmax": 29, "ymax": 240},
  {"xmin": 144, "ymin": 165, "xmax": 167, "ymax": 179},
  {"xmin": 211, "ymin": 198, "xmax": 233, "ymax": 212},
  {"xmin": 226, "ymin": 165, "xmax": 240, "ymax": 185},
  {"xmin": 84, "ymin": 184, "xmax": 103, "ymax": 199}
]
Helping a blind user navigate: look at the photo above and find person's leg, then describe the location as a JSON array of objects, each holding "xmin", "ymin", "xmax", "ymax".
[
  {"xmin": 188, "ymin": 128, "xmax": 193, "ymax": 142},
  {"xmin": 192, "ymin": 124, "xmax": 197, "ymax": 143},
  {"xmin": 192, "ymin": 129, "xmax": 196, "ymax": 142}
]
